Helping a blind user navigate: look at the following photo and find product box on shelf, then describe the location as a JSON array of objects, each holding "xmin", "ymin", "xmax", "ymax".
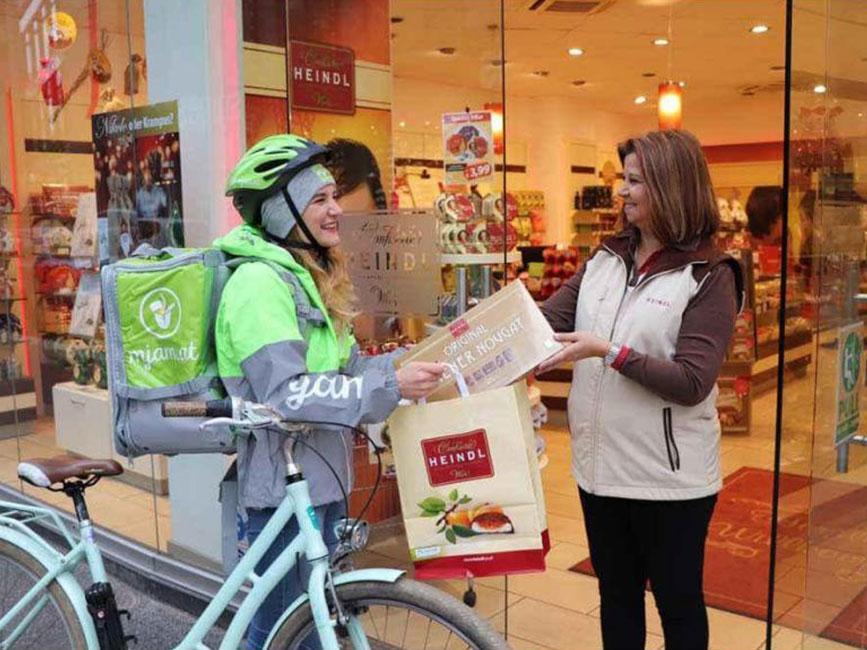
[
  {"xmin": 396, "ymin": 281, "xmax": 561, "ymax": 401},
  {"xmin": 520, "ymin": 246, "xmax": 580, "ymax": 301}
]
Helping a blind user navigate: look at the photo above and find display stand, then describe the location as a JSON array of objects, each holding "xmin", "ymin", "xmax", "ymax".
[{"xmin": 52, "ymin": 382, "xmax": 169, "ymax": 493}]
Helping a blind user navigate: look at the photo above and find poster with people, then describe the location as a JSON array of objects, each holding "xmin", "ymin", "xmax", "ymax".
[
  {"xmin": 91, "ymin": 101, "xmax": 183, "ymax": 262},
  {"xmin": 442, "ymin": 111, "xmax": 494, "ymax": 188}
]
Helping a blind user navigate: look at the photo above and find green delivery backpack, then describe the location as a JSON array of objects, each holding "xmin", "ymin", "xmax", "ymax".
[{"xmin": 101, "ymin": 244, "xmax": 237, "ymax": 457}]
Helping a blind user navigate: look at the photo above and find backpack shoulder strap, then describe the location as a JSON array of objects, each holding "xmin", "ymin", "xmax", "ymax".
[{"xmin": 224, "ymin": 257, "xmax": 327, "ymax": 328}]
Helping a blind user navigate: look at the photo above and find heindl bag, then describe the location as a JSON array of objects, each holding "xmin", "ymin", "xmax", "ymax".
[
  {"xmin": 389, "ymin": 372, "xmax": 549, "ymax": 580},
  {"xmin": 101, "ymin": 245, "xmax": 236, "ymax": 457}
]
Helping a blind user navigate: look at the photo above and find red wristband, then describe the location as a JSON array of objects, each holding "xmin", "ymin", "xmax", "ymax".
[{"xmin": 611, "ymin": 345, "xmax": 630, "ymax": 371}]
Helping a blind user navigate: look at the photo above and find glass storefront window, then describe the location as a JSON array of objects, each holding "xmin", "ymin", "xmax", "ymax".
[
  {"xmin": 773, "ymin": 2, "xmax": 867, "ymax": 649},
  {"xmin": 0, "ymin": 0, "xmax": 162, "ymax": 549},
  {"xmin": 5, "ymin": 2, "xmax": 867, "ymax": 648}
]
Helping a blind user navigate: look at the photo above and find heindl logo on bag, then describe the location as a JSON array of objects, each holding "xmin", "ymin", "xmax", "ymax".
[{"xmin": 421, "ymin": 429, "xmax": 494, "ymax": 487}]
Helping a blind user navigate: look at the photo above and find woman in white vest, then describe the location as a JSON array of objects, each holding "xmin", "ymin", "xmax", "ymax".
[{"xmin": 539, "ymin": 130, "xmax": 743, "ymax": 650}]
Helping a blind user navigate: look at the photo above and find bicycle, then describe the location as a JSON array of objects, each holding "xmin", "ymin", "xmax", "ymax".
[{"xmin": 0, "ymin": 397, "xmax": 509, "ymax": 649}]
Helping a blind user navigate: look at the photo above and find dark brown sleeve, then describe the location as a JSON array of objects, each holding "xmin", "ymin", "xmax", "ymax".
[
  {"xmin": 540, "ymin": 264, "xmax": 586, "ymax": 333},
  {"xmin": 617, "ymin": 264, "xmax": 737, "ymax": 406}
]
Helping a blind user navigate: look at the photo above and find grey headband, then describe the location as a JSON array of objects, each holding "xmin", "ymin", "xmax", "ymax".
[{"xmin": 260, "ymin": 163, "xmax": 336, "ymax": 240}]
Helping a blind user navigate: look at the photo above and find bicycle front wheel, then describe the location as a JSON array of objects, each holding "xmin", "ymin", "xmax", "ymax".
[
  {"xmin": 0, "ymin": 539, "xmax": 88, "ymax": 649},
  {"xmin": 267, "ymin": 578, "xmax": 508, "ymax": 650}
]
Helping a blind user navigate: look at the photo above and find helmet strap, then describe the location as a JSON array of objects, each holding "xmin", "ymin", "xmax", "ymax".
[{"xmin": 280, "ymin": 187, "xmax": 332, "ymax": 271}]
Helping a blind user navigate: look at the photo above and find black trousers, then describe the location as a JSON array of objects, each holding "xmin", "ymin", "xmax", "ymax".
[{"xmin": 579, "ymin": 488, "xmax": 717, "ymax": 650}]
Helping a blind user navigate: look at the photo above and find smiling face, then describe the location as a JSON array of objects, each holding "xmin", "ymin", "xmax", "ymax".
[
  {"xmin": 299, "ymin": 184, "xmax": 342, "ymax": 248},
  {"xmin": 619, "ymin": 153, "xmax": 652, "ymax": 231}
]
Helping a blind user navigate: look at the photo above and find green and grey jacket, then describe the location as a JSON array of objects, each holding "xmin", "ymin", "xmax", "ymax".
[{"xmin": 213, "ymin": 225, "xmax": 401, "ymax": 509}]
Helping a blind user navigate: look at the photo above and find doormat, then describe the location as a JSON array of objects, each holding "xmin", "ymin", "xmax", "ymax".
[
  {"xmin": 569, "ymin": 467, "xmax": 867, "ymax": 647},
  {"xmin": 822, "ymin": 585, "xmax": 867, "ymax": 648}
]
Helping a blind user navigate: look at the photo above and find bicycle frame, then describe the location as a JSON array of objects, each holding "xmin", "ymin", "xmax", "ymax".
[
  {"xmin": 0, "ymin": 478, "xmax": 404, "ymax": 650},
  {"xmin": 0, "ymin": 501, "xmax": 102, "ymax": 649},
  {"xmin": 181, "ymin": 477, "xmax": 350, "ymax": 650}
]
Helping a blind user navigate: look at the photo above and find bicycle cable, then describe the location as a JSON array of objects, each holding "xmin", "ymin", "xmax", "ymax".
[{"xmin": 287, "ymin": 421, "xmax": 385, "ymax": 552}]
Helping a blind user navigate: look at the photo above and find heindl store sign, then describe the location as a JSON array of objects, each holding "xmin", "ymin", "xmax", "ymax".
[{"xmin": 289, "ymin": 41, "xmax": 356, "ymax": 115}]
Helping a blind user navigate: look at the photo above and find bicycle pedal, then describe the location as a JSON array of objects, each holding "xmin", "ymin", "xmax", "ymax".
[
  {"xmin": 124, "ymin": 634, "xmax": 138, "ymax": 645},
  {"xmin": 118, "ymin": 609, "xmax": 132, "ymax": 620}
]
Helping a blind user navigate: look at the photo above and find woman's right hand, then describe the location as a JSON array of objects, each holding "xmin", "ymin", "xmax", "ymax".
[{"xmin": 396, "ymin": 362, "xmax": 445, "ymax": 400}]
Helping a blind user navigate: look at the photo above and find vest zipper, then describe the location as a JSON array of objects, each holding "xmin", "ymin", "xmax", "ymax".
[{"xmin": 663, "ymin": 407, "xmax": 680, "ymax": 471}]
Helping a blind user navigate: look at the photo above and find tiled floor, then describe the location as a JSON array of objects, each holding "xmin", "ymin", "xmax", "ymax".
[{"xmin": 0, "ymin": 361, "xmax": 865, "ymax": 648}]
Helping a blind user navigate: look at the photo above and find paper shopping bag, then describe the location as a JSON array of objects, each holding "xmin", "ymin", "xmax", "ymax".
[{"xmin": 390, "ymin": 378, "xmax": 549, "ymax": 580}]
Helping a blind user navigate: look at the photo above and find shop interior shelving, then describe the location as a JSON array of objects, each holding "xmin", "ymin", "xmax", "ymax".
[
  {"xmin": 571, "ymin": 208, "xmax": 618, "ymax": 255},
  {"xmin": 441, "ymin": 251, "xmax": 521, "ymax": 266},
  {"xmin": 0, "ymin": 210, "xmax": 36, "ymax": 424}
]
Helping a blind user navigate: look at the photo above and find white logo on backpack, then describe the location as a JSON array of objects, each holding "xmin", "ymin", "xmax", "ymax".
[
  {"xmin": 284, "ymin": 375, "xmax": 363, "ymax": 410},
  {"xmin": 139, "ymin": 288, "xmax": 182, "ymax": 340}
]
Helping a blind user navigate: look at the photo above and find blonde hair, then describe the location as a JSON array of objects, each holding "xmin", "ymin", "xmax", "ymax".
[
  {"xmin": 286, "ymin": 229, "xmax": 358, "ymax": 337},
  {"xmin": 617, "ymin": 130, "xmax": 720, "ymax": 246}
]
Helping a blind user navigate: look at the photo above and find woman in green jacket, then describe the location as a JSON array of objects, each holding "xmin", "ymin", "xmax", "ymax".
[{"xmin": 219, "ymin": 134, "xmax": 443, "ymax": 649}]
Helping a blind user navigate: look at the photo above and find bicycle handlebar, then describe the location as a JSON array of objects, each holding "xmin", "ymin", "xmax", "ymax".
[{"xmin": 161, "ymin": 399, "xmax": 234, "ymax": 418}]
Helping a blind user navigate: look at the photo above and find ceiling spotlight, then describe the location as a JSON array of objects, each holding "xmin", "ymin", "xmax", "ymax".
[
  {"xmin": 390, "ymin": 16, "xmax": 404, "ymax": 24},
  {"xmin": 572, "ymin": 80, "xmax": 586, "ymax": 86},
  {"xmin": 750, "ymin": 24, "xmax": 770, "ymax": 34},
  {"xmin": 634, "ymin": 95, "xmax": 648, "ymax": 105},
  {"xmin": 568, "ymin": 47, "xmax": 585, "ymax": 57},
  {"xmin": 653, "ymin": 38, "xmax": 669, "ymax": 46},
  {"xmin": 642, "ymin": 72, "xmax": 657, "ymax": 78},
  {"xmin": 438, "ymin": 47, "xmax": 456, "ymax": 55},
  {"xmin": 678, "ymin": 81, "xmax": 687, "ymax": 88},
  {"xmin": 532, "ymin": 70, "xmax": 550, "ymax": 77},
  {"xmin": 813, "ymin": 84, "xmax": 827, "ymax": 94},
  {"xmin": 770, "ymin": 65, "xmax": 785, "ymax": 71},
  {"xmin": 398, "ymin": 121, "xmax": 406, "ymax": 128}
]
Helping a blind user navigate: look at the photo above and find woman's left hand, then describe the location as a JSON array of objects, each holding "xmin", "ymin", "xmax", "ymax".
[{"xmin": 537, "ymin": 332, "xmax": 610, "ymax": 373}]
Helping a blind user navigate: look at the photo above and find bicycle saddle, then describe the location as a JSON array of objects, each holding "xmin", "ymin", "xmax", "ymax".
[{"xmin": 17, "ymin": 456, "xmax": 123, "ymax": 488}]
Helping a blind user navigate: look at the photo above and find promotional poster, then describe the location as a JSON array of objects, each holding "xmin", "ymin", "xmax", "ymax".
[
  {"xmin": 442, "ymin": 111, "xmax": 494, "ymax": 187},
  {"xmin": 91, "ymin": 100, "xmax": 183, "ymax": 262}
]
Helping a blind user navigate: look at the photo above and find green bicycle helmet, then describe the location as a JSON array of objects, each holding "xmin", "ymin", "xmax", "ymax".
[{"xmin": 225, "ymin": 134, "xmax": 328, "ymax": 224}]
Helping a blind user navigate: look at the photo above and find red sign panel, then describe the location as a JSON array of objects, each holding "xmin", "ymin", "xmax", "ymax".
[
  {"xmin": 421, "ymin": 429, "xmax": 494, "ymax": 487},
  {"xmin": 448, "ymin": 318, "xmax": 470, "ymax": 338},
  {"xmin": 289, "ymin": 41, "xmax": 355, "ymax": 115}
]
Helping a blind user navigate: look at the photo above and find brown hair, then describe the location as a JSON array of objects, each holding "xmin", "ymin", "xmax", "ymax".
[
  {"xmin": 745, "ymin": 185, "xmax": 782, "ymax": 237},
  {"xmin": 286, "ymin": 229, "xmax": 358, "ymax": 337},
  {"xmin": 617, "ymin": 130, "xmax": 720, "ymax": 246}
]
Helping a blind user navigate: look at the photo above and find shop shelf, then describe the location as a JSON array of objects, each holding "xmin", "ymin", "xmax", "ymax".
[
  {"xmin": 0, "ymin": 376, "xmax": 35, "ymax": 397},
  {"xmin": 441, "ymin": 251, "xmax": 522, "ymax": 265},
  {"xmin": 755, "ymin": 329, "xmax": 812, "ymax": 360},
  {"xmin": 30, "ymin": 212, "xmax": 76, "ymax": 221},
  {"xmin": 39, "ymin": 325, "xmax": 71, "ymax": 336},
  {"xmin": 36, "ymin": 291, "xmax": 76, "ymax": 299}
]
